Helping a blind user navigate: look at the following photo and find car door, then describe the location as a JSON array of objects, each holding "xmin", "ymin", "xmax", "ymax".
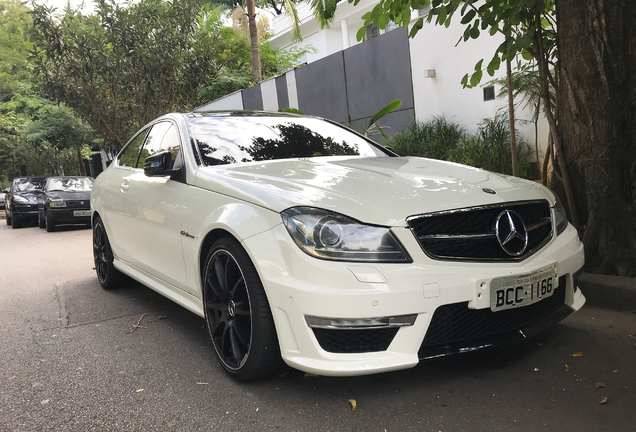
[
  {"xmin": 100, "ymin": 128, "xmax": 150, "ymax": 263},
  {"xmin": 118, "ymin": 121, "xmax": 189, "ymax": 291}
]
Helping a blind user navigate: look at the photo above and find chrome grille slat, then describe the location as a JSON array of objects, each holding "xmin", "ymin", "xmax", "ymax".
[{"xmin": 407, "ymin": 200, "xmax": 553, "ymax": 262}]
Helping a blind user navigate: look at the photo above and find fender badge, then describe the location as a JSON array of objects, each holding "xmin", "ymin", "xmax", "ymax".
[{"xmin": 483, "ymin": 188, "xmax": 497, "ymax": 195}]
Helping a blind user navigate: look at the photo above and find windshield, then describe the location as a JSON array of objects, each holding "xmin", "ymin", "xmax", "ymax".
[
  {"xmin": 46, "ymin": 177, "xmax": 93, "ymax": 192},
  {"xmin": 187, "ymin": 115, "xmax": 391, "ymax": 166},
  {"xmin": 12, "ymin": 178, "xmax": 45, "ymax": 192}
]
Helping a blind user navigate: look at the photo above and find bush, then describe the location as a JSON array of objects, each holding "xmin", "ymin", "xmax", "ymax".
[{"xmin": 388, "ymin": 114, "xmax": 531, "ymax": 177}]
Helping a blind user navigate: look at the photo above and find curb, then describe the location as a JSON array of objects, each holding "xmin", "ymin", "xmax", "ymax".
[{"xmin": 579, "ymin": 272, "xmax": 636, "ymax": 312}]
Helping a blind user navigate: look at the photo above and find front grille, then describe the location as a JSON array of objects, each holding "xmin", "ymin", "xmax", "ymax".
[
  {"xmin": 312, "ymin": 328, "xmax": 399, "ymax": 353},
  {"xmin": 407, "ymin": 200, "xmax": 552, "ymax": 261},
  {"xmin": 66, "ymin": 200, "xmax": 90, "ymax": 209},
  {"xmin": 419, "ymin": 276, "xmax": 566, "ymax": 353}
]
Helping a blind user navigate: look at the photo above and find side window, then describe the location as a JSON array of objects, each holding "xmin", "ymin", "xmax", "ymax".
[
  {"xmin": 138, "ymin": 122, "xmax": 181, "ymax": 168},
  {"xmin": 118, "ymin": 130, "xmax": 148, "ymax": 168}
]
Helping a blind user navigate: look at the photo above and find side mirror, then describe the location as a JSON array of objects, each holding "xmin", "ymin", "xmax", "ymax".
[
  {"xmin": 143, "ymin": 151, "xmax": 180, "ymax": 178},
  {"xmin": 2, "ymin": 188, "xmax": 9, "ymax": 194}
]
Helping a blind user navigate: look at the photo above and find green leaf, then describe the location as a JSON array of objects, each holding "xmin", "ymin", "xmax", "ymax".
[
  {"xmin": 409, "ymin": 18, "xmax": 424, "ymax": 38},
  {"xmin": 460, "ymin": 9, "xmax": 476, "ymax": 24},
  {"xmin": 521, "ymin": 49, "xmax": 533, "ymax": 60},
  {"xmin": 470, "ymin": 25, "xmax": 480, "ymax": 39},
  {"xmin": 470, "ymin": 70, "xmax": 483, "ymax": 87},
  {"xmin": 438, "ymin": 6, "xmax": 447, "ymax": 24},
  {"xmin": 369, "ymin": 99, "xmax": 402, "ymax": 126},
  {"xmin": 356, "ymin": 26, "xmax": 366, "ymax": 42},
  {"xmin": 486, "ymin": 55, "xmax": 500, "ymax": 76}
]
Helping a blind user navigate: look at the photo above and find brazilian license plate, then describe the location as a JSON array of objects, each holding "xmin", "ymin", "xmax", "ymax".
[
  {"xmin": 73, "ymin": 210, "xmax": 90, "ymax": 217},
  {"xmin": 490, "ymin": 265, "xmax": 557, "ymax": 312}
]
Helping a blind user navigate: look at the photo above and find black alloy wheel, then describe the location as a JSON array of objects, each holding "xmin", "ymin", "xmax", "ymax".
[
  {"xmin": 203, "ymin": 238, "xmax": 281, "ymax": 381},
  {"xmin": 92, "ymin": 216, "xmax": 125, "ymax": 290},
  {"xmin": 45, "ymin": 211, "xmax": 55, "ymax": 232}
]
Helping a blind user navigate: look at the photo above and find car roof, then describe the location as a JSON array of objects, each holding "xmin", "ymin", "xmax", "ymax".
[{"xmin": 186, "ymin": 110, "xmax": 305, "ymax": 118}]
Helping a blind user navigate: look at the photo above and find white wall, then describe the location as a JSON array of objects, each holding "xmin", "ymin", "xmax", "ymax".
[
  {"xmin": 195, "ymin": 91, "xmax": 243, "ymax": 111},
  {"xmin": 408, "ymin": 19, "xmax": 547, "ymax": 160},
  {"xmin": 260, "ymin": 78, "xmax": 279, "ymax": 111}
]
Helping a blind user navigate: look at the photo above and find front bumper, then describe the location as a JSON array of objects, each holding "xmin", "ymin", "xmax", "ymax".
[
  {"xmin": 48, "ymin": 208, "xmax": 91, "ymax": 224},
  {"xmin": 243, "ymin": 222, "xmax": 585, "ymax": 376},
  {"xmin": 12, "ymin": 204, "xmax": 38, "ymax": 219}
]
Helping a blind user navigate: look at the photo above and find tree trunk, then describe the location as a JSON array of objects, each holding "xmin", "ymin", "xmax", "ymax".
[
  {"xmin": 506, "ymin": 58, "xmax": 519, "ymax": 176},
  {"xmin": 533, "ymin": 25, "xmax": 580, "ymax": 229},
  {"xmin": 541, "ymin": 133, "xmax": 552, "ymax": 186},
  {"xmin": 556, "ymin": 0, "xmax": 636, "ymax": 276},
  {"xmin": 247, "ymin": 0, "xmax": 262, "ymax": 83},
  {"xmin": 76, "ymin": 146, "xmax": 86, "ymax": 176}
]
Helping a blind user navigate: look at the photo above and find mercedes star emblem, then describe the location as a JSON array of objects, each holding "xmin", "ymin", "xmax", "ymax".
[{"xmin": 495, "ymin": 210, "xmax": 529, "ymax": 256}]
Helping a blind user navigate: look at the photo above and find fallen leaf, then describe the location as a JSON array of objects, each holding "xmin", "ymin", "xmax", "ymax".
[
  {"xmin": 564, "ymin": 364, "xmax": 570, "ymax": 372},
  {"xmin": 599, "ymin": 397, "xmax": 608, "ymax": 404},
  {"xmin": 596, "ymin": 382, "xmax": 606, "ymax": 388},
  {"xmin": 572, "ymin": 352, "xmax": 584, "ymax": 357},
  {"xmin": 136, "ymin": 389, "xmax": 144, "ymax": 393},
  {"xmin": 613, "ymin": 369, "xmax": 619, "ymax": 373},
  {"xmin": 196, "ymin": 382, "xmax": 208, "ymax": 385},
  {"xmin": 348, "ymin": 399, "xmax": 358, "ymax": 411},
  {"xmin": 304, "ymin": 373, "xmax": 319, "ymax": 378}
]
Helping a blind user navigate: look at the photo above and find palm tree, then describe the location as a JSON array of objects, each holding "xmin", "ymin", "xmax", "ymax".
[
  {"xmin": 488, "ymin": 63, "xmax": 556, "ymax": 182},
  {"xmin": 231, "ymin": 0, "xmax": 302, "ymax": 82}
]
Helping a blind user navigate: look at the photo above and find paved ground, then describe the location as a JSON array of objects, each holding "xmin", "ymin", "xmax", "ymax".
[{"xmin": 0, "ymin": 221, "xmax": 635, "ymax": 432}]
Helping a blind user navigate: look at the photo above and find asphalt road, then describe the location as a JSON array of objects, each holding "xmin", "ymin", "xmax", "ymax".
[{"xmin": 0, "ymin": 220, "xmax": 635, "ymax": 432}]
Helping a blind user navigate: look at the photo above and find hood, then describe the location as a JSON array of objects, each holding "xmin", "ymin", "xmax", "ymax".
[
  {"xmin": 46, "ymin": 190, "xmax": 91, "ymax": 201},
  {"xmin": 195, "ymin": 157, "xmax": 554, "ymax": 227},
  {"xmin": 14, "ymin": 192, "xmax": 41, "ymax": 204}
]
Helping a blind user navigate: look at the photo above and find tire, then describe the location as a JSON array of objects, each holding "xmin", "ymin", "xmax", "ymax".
[
  {"xmin": 6, "ymin": 213, "xmax": 11, "ymax": 226},
  {"xmin": 45, "ymin": 211, "xmax": 55, "ymax": 232},
  {"xmin": 11, "ymin": 215, "xmax": 19, "ymax": 229},
  {"xmin": 92, "ymin": 216, "xmax": 126, "ymax": 290},
  {"xmin": 38, "ymin": 211, "xmax": 46, "ymax": 229},
  {"xmin": 202, "ymin": 237, "xmax": 282, "ymax": 381}
]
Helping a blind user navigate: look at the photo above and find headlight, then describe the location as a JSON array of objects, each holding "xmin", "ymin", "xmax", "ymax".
[
  {"xmin": 281, "ymin": 207, "xmax": 412, "ymax": 263},
  {"xmin": 50, "ymin": 201, "xmax": 67, "ymax": 208},
  {"xmin": 554, "ymin": 194, "xmax": 568, "ymax": 235},
  {"xmin": 13, "ymin": 195, "xmax": 29, "ymax": 203}
]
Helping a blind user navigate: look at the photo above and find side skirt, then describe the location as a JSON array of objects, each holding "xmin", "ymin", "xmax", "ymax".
[{"xmin": 113, "ymin": 258, "xmax": 204, "ymax": 318}]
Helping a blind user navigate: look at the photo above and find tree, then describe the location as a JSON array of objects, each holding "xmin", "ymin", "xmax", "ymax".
[
  {"xmin": 555, "ymin": 0, "xmax": 636, "ymax": 276},
  {"xmin": 0, "ymin": 0, "xmax": 94, "ymax": 182},
  {"xmin": 230, "ymin": 0, "xmax": 302, "ymax": 82},
  {"xmin": 22, "ymin": 105, "xmax": 95, "ymax": 176},
  {"xmin": 488, "ymin": 63, "xmax": 555, "ymax": 183}
]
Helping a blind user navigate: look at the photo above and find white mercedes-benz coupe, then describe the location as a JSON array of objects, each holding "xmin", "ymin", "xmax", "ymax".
[{"xmin": 91, "ymin": 111, "xmax": 585, "ymax": 381}]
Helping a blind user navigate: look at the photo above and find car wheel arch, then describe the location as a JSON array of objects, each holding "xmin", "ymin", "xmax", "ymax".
[{"xmin": 198, "ymin": 228, "xmax": 239, "ymax": 291}]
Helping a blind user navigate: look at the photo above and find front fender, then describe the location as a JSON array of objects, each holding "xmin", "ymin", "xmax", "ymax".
[{"xmin": 180, "ymin": 187, "xmax": 281, "ymax": 298}]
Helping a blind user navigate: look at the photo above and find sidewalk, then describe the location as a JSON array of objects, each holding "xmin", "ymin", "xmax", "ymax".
[{"xmin": 579, "ymin": 272, "xmax": 636, "ymax": 312}]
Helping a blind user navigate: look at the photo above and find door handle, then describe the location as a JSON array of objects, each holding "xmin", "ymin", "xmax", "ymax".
[{"xmin": 120, "ymin": 180, "xmax": 129, "ymax": 193}]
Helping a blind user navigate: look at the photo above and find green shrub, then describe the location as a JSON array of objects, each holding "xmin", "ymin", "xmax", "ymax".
[
  {"xmin": 388, "ymin": 114, "xmax": 531, "ymax": 177},
  {"xmin": 389, "ymin": 116, "xmax": 465, "ymax": 160}
]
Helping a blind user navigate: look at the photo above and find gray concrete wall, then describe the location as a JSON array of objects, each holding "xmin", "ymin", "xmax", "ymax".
[
  {"xmin": 242, "ymin": 84, "xmax": 264, "ymax": 110},
  {"xmin": 294, "ymin": 52, "xmax": 349, "ymax": 123}
]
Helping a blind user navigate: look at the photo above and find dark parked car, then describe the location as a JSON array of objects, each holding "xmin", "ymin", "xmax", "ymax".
[
  {"xmin": 5, "ymin": 177, "xmax": 46, "ymax": 228},
  {"xmin": 0, "ymin": 188, "xmax": 7, "ymax": 210},
  {"xmin": 38, "ymin": 176, "xmax": 93, "ymax": 232}
]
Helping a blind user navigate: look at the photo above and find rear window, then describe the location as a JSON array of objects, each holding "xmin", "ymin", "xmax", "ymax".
[{"xmin": 186, "ymin": 115, "xmax": 390, "ymax": 166}]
